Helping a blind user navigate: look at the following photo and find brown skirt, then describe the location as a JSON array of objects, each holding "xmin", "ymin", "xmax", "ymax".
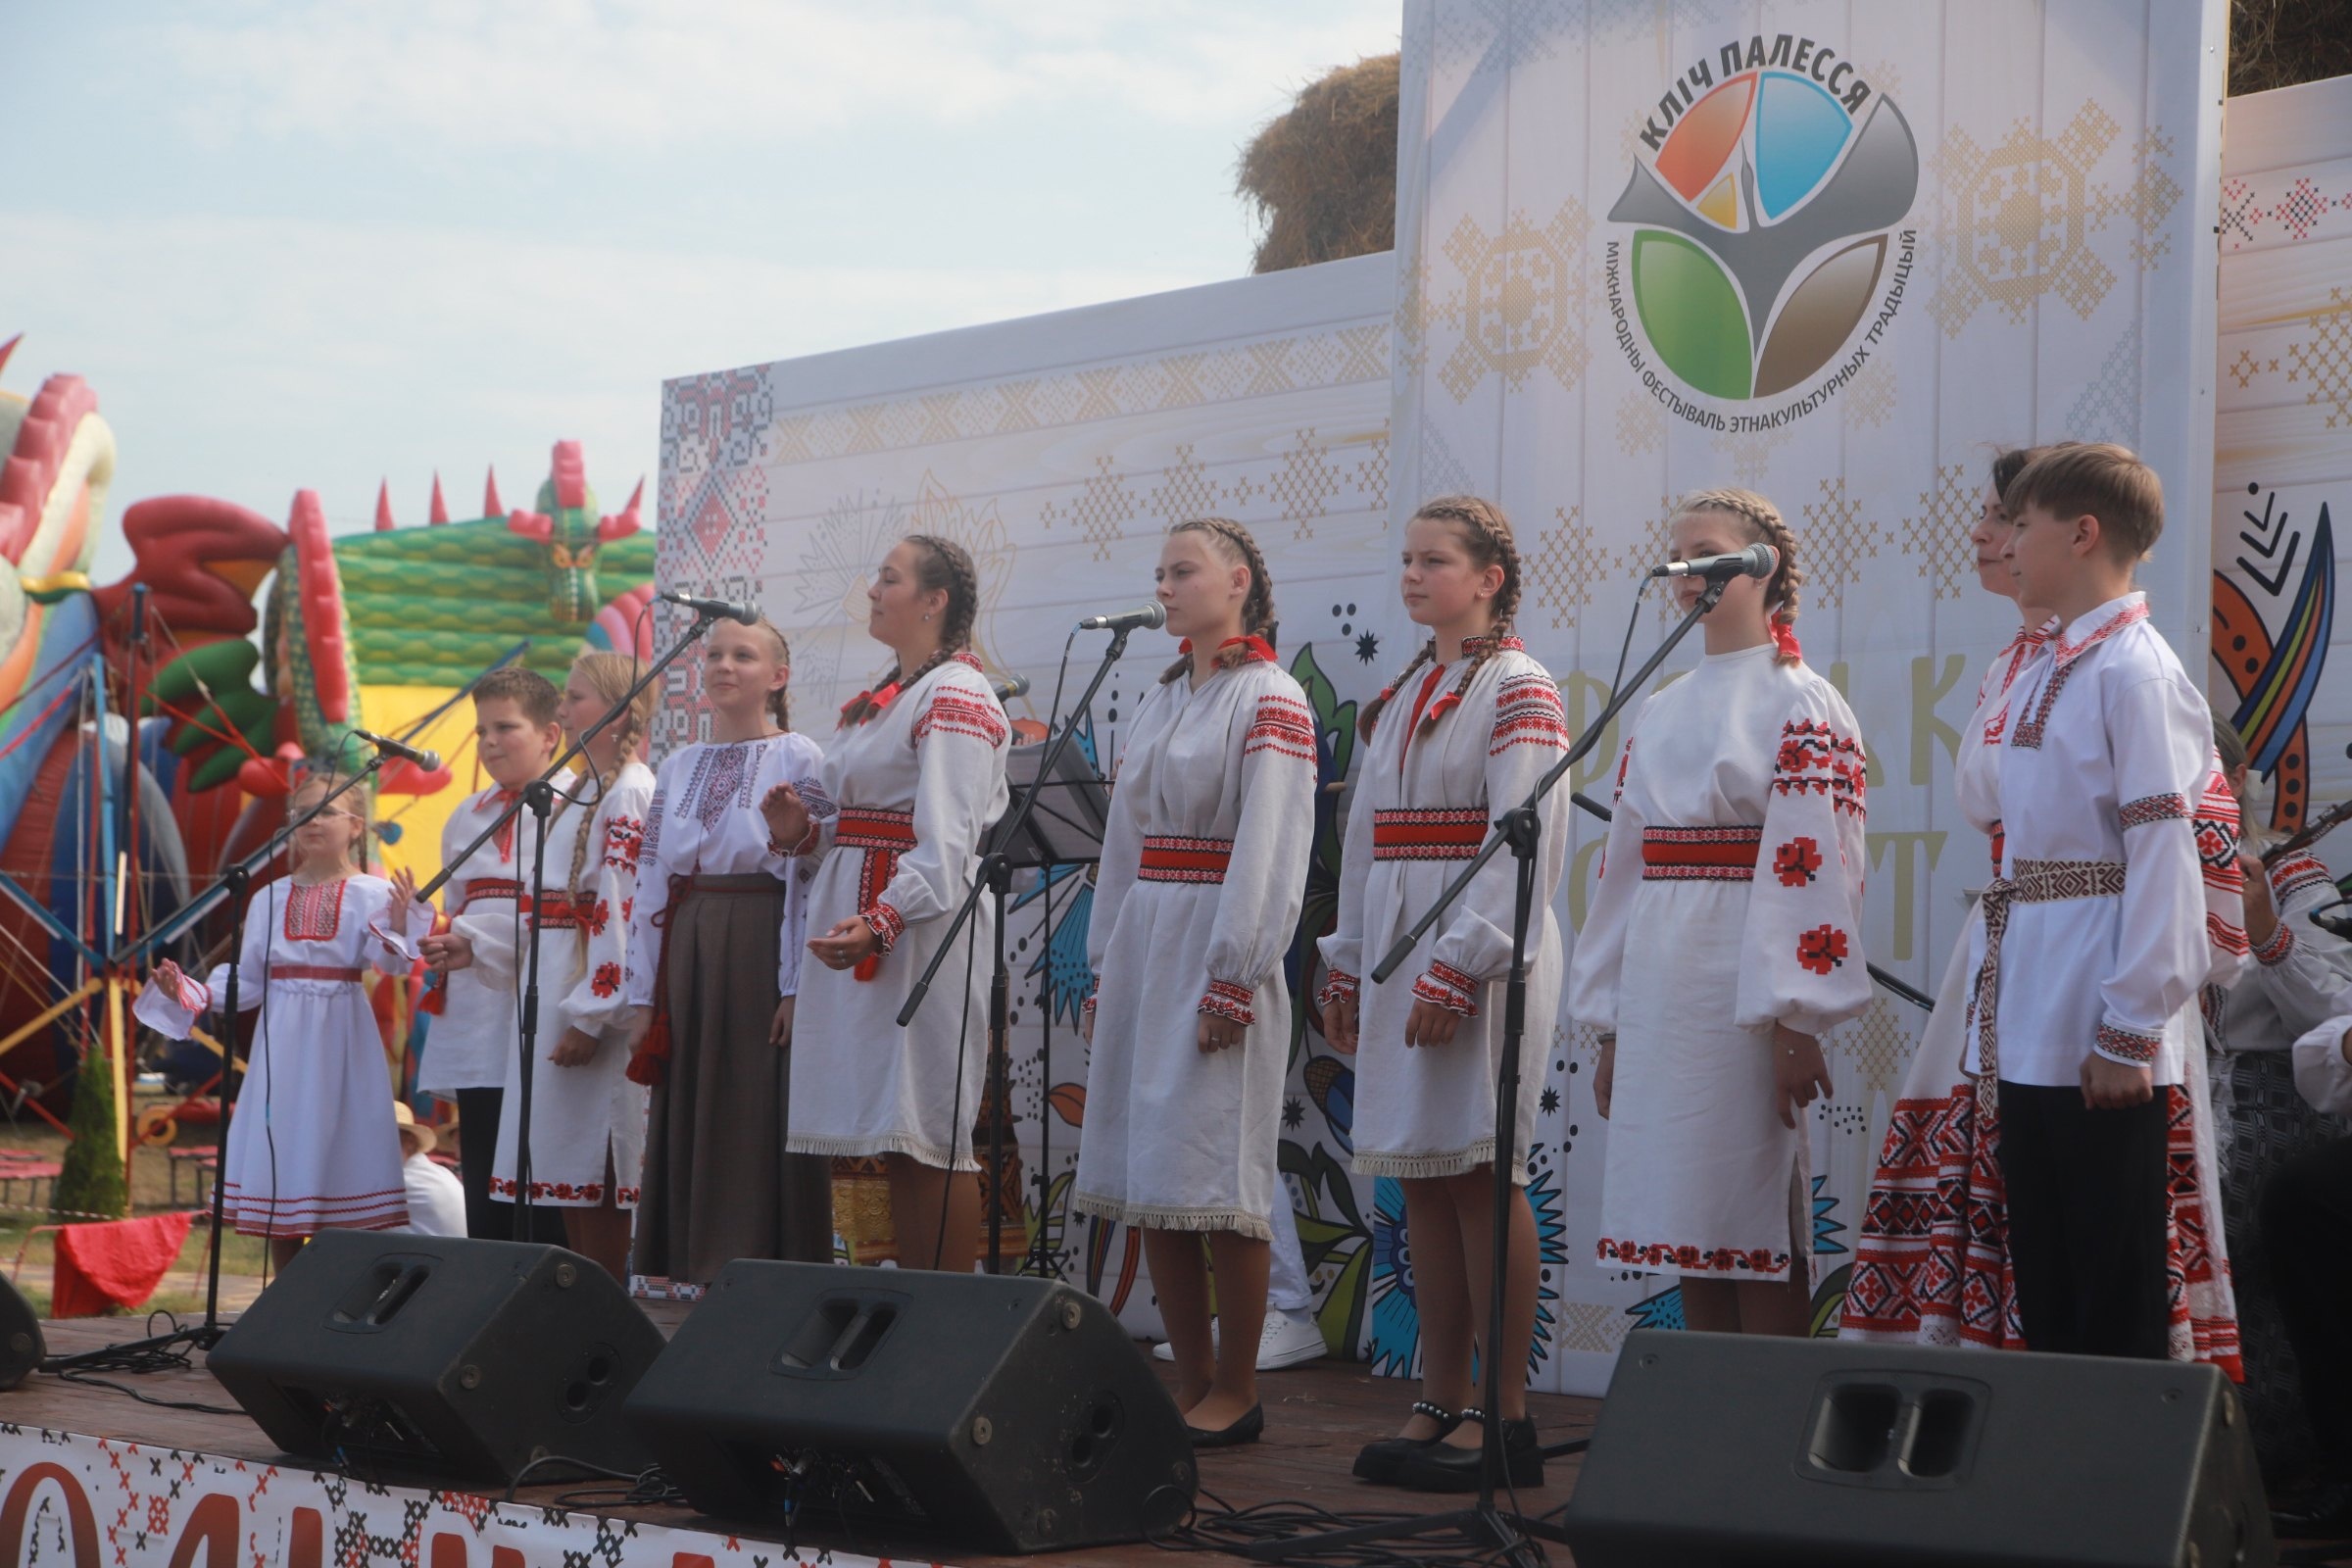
[{"xmin": 632, "ymin": 872, "xmax": 833, "ymax": 1285}]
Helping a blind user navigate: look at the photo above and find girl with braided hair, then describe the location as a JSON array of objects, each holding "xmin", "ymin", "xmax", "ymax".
[
  {"xmin": 1076, "ymin": 516, "xmax": 1315, "ymax": 1446},
  {"xmin": 449, "ymin": 653, "xmax": 658, "ymax": 1283},
  {"xmin": 1318, "ymin": 496, "xmax": 1570, "ymax": 1491},
  {"xmin": 762, "ymin": 535, "xmax": 1009, "ymax": 1278},
  {"xmin": 619, "ymin": 615, "xmax": 834, "ymax": 1290},
  {"xmin": 1567, "ymin": 487, "xmax": 1870, "ymax": 1337}
]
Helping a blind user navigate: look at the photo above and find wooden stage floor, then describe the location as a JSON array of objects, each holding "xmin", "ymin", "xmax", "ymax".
[{"xmin": 13, "ymin": 1304, "xmax": 1601, "ymax": 1568}]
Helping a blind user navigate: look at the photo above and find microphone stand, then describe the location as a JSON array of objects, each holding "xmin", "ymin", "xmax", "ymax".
[
  {"xmin": 898, "ymin": 623, "xmax": 1136, "ymax": 1273},
  {"xmin": 1243, "ymin": 578, "xmax": 1730, "ymax": 1566},
  {"xmin": 52, "ymin": 754, "xmax": 386, "ymax": 1367},
  {"xmin": 412, "ymin": 603, "xmax": 737, "ymax": 1242}
]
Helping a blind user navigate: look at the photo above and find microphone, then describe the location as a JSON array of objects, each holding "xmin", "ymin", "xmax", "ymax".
[
  {"xmin": 1076, "ymin": 602, "xmax": 1168, "ymax": 633},
  {"xmin": 1648, "ymin": 542, "xmax": 1779, "ymax": 581},
  {"xmin": 657, "ymin": 587, "xmax": 760, "ymax": 625},
  {"xmin": 353, "ymin": 728, "xmax": 442, "ymax": 772},
  {"xmin": 992, "ymin": 673, "xmax": 1031, "ymax": 702},
  {"xmin": 2313, "ymin": 901, "xmax": 2352, "ymax": 941}
]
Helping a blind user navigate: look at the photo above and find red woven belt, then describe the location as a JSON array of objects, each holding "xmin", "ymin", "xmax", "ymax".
[
  {"xmin": 1641, "ymin": 825, "xmax": 1763, "ymax": 881},
  {"xmin": 836, "ymin": 808, "xmax": 917, "ymax": 852},
  {"xmin": 1372, "ymin": 808, "xmax": 1487, "ymax": 861},
  {"xmin": 464, "ymin": 878, "xmax": 522, "ymax": 903},
  {"xmin": 518, "ymin": 894, "xmax": 591, "ymax": 930},
  {"xmin": 1139, "ymin": 835, "xmax": 1233, "ymax": 883},
  {"xmin": 269, "ymin": 964, "xmax": 363, "ymax": 983}
]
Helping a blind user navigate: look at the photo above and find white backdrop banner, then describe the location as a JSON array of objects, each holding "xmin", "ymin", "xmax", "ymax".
[{"xmin": 655, "ymin": 0, "xmax": 2231, "ymax": 1399}]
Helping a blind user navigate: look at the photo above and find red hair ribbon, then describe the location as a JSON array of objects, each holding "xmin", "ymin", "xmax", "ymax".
[
  {"xmin": 1176, "ymin": 635, "xmax": 1277, "ymax": 663},
  {"xmin": 839, "ymin": 680, "xmax": 902, "ymax": 722},
  {"xmin": 1771, "ymin": 620, "xmax": 1802, "ymax": 661}
]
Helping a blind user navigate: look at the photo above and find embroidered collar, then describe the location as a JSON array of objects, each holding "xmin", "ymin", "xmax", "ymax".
[
  {"xmin": 2052, "ymin": 593, "xmax": 2148, "ymax": 667},
  {"xmin": 841, "ymin": 650, "xmax": 988, "ymax": 724},
  {"xmin": 1456, "ymin": 633, "xmax": 1524, "ymax": 660},
  {"xmin": 478, "ymin": 784, "xmax": 526, "ymax": 858},
  {"xmin": 1175, "ymin": 634, "xmax": 1277, "ymax": 664}
]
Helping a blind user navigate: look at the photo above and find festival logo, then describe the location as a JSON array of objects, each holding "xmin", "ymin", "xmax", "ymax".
[{"xmin": 1605, "ymin": 35, "xmax": 1919, "ymax": 418}]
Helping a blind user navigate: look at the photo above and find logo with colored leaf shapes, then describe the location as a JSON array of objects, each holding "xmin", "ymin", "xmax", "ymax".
[{"xmin": 1609, "ymin": 37, "xmax": 1919, "ymax": 407}]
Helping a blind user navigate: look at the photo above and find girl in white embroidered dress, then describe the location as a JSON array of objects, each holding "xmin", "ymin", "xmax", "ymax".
[
  {"xmin": 406, "ymin": 654, "xmax": 658, "ymax": 1284},
  {"xmin": 762, "ymin": 535, "xmax": 1010, "ymax": 1280},
  {"xmin": 145, "ymin": 772, "xmax": 424, "ymax": 1270},
  {"xmin": 1318, "ymin": 497, "xmax": 1568, "ymax": 1488},
  {"xmin": 1077, "ymin": 517, "xmax": 1313, "ymax": 1446},
  {"xmin": 615, "ymin": 616, "xmax": 833, "ymax": 1288},
  {"xmin": 1570, "ymin": 489, "xmax": 1870, "ymax": 1336}
]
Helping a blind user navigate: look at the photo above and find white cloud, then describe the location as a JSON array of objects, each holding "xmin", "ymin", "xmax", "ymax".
[
  {"xmin": 0, "ymin": 208, "xmax": 1203, "ymax": 573},
  {"xmin": 145, "ymin": 0, "xmax": 1401, "ymax": 149}
]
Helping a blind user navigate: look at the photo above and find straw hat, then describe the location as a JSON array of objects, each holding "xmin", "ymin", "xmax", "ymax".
[{"xmin": 393, "ymin": 1101, "xmax": 438, "ymax": 1154}]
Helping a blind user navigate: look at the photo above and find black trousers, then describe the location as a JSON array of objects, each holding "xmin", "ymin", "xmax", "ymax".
[
  {"xmin": 2260, "ymin": 1136, "xmax": 2352, "ymax": 1472},
  {"xmin": 452, "ymin": 1086, "xmax": 564, "ymax": 1245},
  {"xmin": 1996, "ymin": 1081, "xmax": 2173, "ymax": 1359}
]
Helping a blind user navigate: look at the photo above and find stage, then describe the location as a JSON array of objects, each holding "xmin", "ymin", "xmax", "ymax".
[{"xmin": 0, "ymin": 1304, "xmax": 1598, "ymax": 1567}]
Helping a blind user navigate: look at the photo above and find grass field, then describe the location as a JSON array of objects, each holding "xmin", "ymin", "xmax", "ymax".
[{"xmin": 0, "ymin": 1090, "xmax": 271, "ymax": 1318}]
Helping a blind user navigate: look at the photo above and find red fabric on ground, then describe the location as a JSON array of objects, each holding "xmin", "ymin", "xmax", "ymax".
[{"xmin": 50, "ymin": 1211, "xmax": 198, "ymax": 1318}]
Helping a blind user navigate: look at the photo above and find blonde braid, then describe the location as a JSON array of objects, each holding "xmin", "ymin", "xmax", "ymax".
[
  {"xmin": 1158, "ymin": 517, "xmax": 1278, "ymax": 684},
  {"xmin": 1671, "ymin": 487, "xmax": 1804, "ymax": 664},
  {"xmin": 560, "ymin": 652, "xmax": 658, "ymax": 952},
  {"xmin": 841, "ymin": 534, "xmax": 980, "ymax": 725},
  {"xmin": 753, "ymin": 613, "xmax": 794, "ymax": 731}
]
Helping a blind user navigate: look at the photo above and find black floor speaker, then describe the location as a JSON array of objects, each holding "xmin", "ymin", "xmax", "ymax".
[
  {"xmin": 623, "ymin": 1260, "xmax": 1196, "ymax": 1555},
  {"xmin": 208, "ymin": 1233, "xmax": 662, "ymax": 1485},
  {"xmin": 1563, "ymin": 1331, "xmax": 2275, "ymax": 1567},
  {"xmin": 0, "ymin": 1273, "xmax": 41, "ymax": 1390}
]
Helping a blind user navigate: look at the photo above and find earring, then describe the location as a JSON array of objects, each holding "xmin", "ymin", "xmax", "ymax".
[{"xmin": 923, "ymin": 612, "xmax": 933, "ymax": 621}]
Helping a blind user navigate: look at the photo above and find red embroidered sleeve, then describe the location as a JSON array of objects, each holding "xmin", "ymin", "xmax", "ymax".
[
  {"xmin": 862, "ymin": 902, "xmax": 906, "ymax": 954},
  {"xmin": 1490, "ymin": 674, "xmax": 1568, "ymax": 757},
  {"xmin": 2093, "ymin": 1022, "xmax": 2162, "ymax": 1065},
  {"xmin": 913, "ymin": 689, "xmax": 1009, "ymax": 749},
  {"xmin": 1200, "ymin": 978, "xmax": 1255, "ymax": 1025},
  {"xmin": 2255, "ymin": 922, "xmax": 2296, "ymax": 967},
  {"xmin": 1316, "ymin": 968, "xmax": 1360, "ymax": 1008},
  {"xmin": 1243, "ymin": 694, "xmax": 1316, "ymax": 762},
  {"xmin": 1771, "ymin": 719, "xmax": 1866, "ymax": 818},
  {"xmin": 1410, "ymin": 958, "xmax": 1480, "ymax": 1018}
]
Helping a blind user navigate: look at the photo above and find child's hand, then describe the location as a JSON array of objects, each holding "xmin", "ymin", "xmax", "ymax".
[
  {"xmin": 1773, "ymin": 1025, "xmax": 1832, "ymax": 1129},
  {"xmin": 1403, "ymin": 998, "xmax": 1459, "ymax": 1049},
  {"xmin": 549, "ymin": 1027, "xmax": 600, "ymax": 1068},
  {"xmin": 1593, "ymin": 1035, "xmax": 1615, "ymax": 1119},
  {"xmin": 2239, "ymin": 852, "xmax": 2278, "ymax": 950},
  {"xmin": 616, "ymin": 1005, "xmax": 654, "ymax": 1054},
  {"xmin": 1322, "ymin": 993, "xmax": 1359, "ymax": 1055},
  {"xmin": 421, "ymin": 929, "xmax": 474, "ymax": 973},
  {"xmin": 807, "ymin": 916, "xmax": 879, "ymax": 971},
  {"xmin": 1196, "ymin": 1007, "xmax": 1247, "ymax": 1054},
  {"xmin": 2080, "ymin": 1053, "xmax": 2154, "ymax": 1109},
  {"xmin": 387, "ymin": 866, "xmax": 421, "ymax": 935},
  {"xmin": 770, "ymin": 996, "xmax": 795, "ymax": 1048},
  {"xmin": 153, "ymin": 959, "xmax": 194, "ymax": 1005},
  {"xmin": 760, "ymin": 783, "xmax": 811, "ymax": 854}
]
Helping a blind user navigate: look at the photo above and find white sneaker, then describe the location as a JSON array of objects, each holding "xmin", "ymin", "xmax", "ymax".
[{"xmin": 1150, "ymin": 1307, "xmax": 1327, "ymax": 1370}]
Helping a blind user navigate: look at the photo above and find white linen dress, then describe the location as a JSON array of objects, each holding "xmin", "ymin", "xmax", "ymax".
[
  {"xmin": 1076, "ymin": 647, "xmax": 1316, "ymax": 1238},
  {"xmin": 1318, "ymin": 641, "xmax": 1570, "ymax": 1182},
  {"xmin": 787, "ymin": 654, "xmax": 1010, "ymax": 1171},
  {"xmin": 1568, "ymin": 644, "xmax": 1871, "ymax": 1283},
  {"xmin": 139, "ymin": 875, "xmax": 425, "ymax": 1238}
]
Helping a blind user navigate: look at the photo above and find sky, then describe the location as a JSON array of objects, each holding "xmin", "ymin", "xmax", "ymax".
[{"xmin": 0, "ymin": 1, "xmax": 1400, "ymax": 578}]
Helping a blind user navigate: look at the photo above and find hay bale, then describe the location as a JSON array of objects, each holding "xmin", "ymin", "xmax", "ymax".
[
  {"xmin": 1236, "ymin": 53, "xmax": 1400, "ymax": 273},
  {"xmin": 2230, "ymin": 0, "xmax": 2352, "ymax": 95}
]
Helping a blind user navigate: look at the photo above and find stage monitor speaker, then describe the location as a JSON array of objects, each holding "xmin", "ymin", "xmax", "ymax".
[
  {"xmin": 623, "ymin": 1260, "xmax": 1196, "ymax": 1555},
  {"xmin": 208, "ymin": 1233, "xmax": 662, "ymax": 1486},
  {"xmin": 1563, "ymin": 1331, "xmax": 2273, "ymax": 1568},
  {"xmin": 0, "ymin": 1273, "xmax": 41, "ymax": 1390}
]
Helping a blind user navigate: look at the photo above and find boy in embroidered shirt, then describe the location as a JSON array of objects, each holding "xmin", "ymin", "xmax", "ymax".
[
  {"xmin": 1986, "ymin": 443, "xmax": 2247, "ymax": 1361},
  {"xmin": 400, "ymin": 667, "xmax": 570, "ymax": 1244}
]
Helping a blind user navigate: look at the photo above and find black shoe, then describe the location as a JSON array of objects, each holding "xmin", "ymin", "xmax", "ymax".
[
  {"xmin": 1352, "ymin": 1400, "xmax": 1462, "ymax": 1485},
  {"xmin": 1395, "ymin": 1409, "xmax": 1544, "ymax": 1493},
  {"xmin": 1187, "ymin": 1402, "xmax": 1264, "ymax": 1448},
  {"xmin": 2274, "ymin": 1479, "xmax": 2352, "ymax": 1540}
]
